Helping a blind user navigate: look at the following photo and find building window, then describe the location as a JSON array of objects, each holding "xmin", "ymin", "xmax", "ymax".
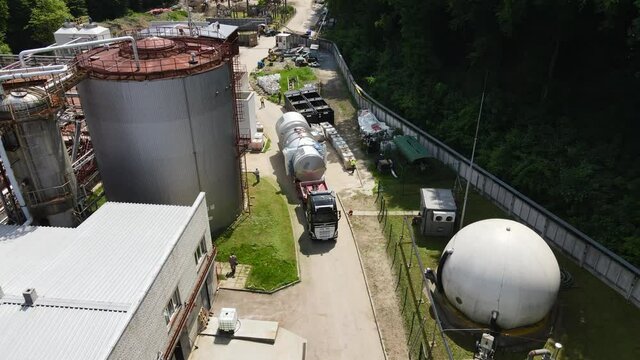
[
  {"xmin": 163, "ymin": 288, "xmax": 181, "ymax": 325},
  {"xmin": 193, "ymin": 236, "xmax": 208, "ymax": 264}
]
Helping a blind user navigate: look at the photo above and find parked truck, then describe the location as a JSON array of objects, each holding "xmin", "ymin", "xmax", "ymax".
[{"xmin": 276, "ymin": 112, "xmax": 341, "ymax": 240}]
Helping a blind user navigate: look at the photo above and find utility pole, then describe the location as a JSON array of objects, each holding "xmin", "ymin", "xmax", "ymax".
[{"xmin": 459, "ymin": 71, "xmax": 488, "ymax": 230}]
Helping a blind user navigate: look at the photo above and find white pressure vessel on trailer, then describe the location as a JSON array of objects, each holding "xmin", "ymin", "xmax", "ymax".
[{"xmin": 276, "ymin": 112, "xmax": 326, "ymax": 181}]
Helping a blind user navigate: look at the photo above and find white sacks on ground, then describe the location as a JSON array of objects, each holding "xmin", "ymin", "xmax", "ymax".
[
  {"xmin": 257, "ymin": 73, "xmax": 281, "ymax": 95},
  {"xmin": 357, "ymin": 109, "xmax": 391, "ymax": 136},
  {"xmin": 319, "ymin": 122, "xmax": 356, "ymax": 169}
]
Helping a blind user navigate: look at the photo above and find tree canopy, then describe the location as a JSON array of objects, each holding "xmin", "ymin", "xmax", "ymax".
[
  {"xmin": 327, "ymin": 0, "xmax": 640, "ymax": 266},
  {"xmin": 27, "ymin": 0, "xmax": 72, "ymax": 44},
  {"xmin": 1, "ymin": 1, "xmax": 179, "ymax": 51}
]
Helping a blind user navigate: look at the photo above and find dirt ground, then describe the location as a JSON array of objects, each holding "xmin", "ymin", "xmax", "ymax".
[{"xmin": 343, "ymin": 194, "xmax": 411, "ymax": 360}]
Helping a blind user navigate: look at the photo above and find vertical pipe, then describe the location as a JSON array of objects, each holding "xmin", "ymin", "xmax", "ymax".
[
  {"xmin": 71, "ymin": 120, "xmax": 82, "ymax": 161},
  {"xmin": 0, "ymin": 136, "xmax": 33, "ymax": 225}
]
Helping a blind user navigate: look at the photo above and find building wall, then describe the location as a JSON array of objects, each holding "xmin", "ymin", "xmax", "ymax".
[
  {"xmin": 108, "ymin": 195, "xmax": 216, "ymax": 360},
  {"xmin": 238, "ymin": 91, "xmax": 257, "ymax": 139}
]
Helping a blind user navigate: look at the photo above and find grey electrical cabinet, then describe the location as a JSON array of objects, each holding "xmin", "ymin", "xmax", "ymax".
[{"xmin": 420, "ymin": 188, "xmax": 457, "ymax": 237}]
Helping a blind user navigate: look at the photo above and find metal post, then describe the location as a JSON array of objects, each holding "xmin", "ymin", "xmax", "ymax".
[
  {"xmin": 459, "ymin": 71, "xmax": 488, "ymax": 230},
  {"xmin": 0, "ymin": 136, "xmax": 32, "ymax": 225}
]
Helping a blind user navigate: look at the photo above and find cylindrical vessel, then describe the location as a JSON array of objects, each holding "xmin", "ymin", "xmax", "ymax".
[
  {"xmin": 75, "ymin": 36, "xmax": 241, "ymax": 232},
  {"xmin": 0, "ymin": 87, "xmax": 77, "ymax": 226},
  {"xmin": 276, "ymin": 112, "xmax": 326, "ymax": 181},
  {"xmin": 276, "ymin": 111, "xmax": 310, "ymax": 144},
  {"xmin": 439, "ymin": 219, "xmax": 560, "ymax": 329}
]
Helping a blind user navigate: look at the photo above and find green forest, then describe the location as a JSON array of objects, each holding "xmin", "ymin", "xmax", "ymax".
[
  {"xmin": 326, "ymin": 0, "xmax": 640, "ymax": 266},
  {"xmin": 0, "ymin": 0, "xmax": 177, "ymax": 52}
]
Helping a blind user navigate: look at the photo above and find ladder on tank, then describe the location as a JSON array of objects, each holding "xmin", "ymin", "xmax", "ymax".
[{"xmin": 231, "ymin": 56, "xmax": 250, "ymax": 213}]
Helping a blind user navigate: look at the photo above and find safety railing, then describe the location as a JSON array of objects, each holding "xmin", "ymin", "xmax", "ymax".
[
  {"xmin": 284, "ymin": 32, "xmax": 640, "ymax": 308},
  {"xmin": 24, "ymin": 179, "xmax": 75, "ymax": 207}
]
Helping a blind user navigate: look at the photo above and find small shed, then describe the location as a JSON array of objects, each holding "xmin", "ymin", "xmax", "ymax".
[
  {"xmin": 276, "ymin": 33, "xmax": 293, "ymax": 50},
  {"xmin": 420, "ymin": 188, "xmax": 457, "ymax": 237},
  {"xmin": 393, "ymin": 136, "xmax": 429, "ymax": 163}
]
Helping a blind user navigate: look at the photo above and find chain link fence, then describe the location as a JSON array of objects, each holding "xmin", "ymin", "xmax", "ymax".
[{"xmin": 377, "ymin": 187, "xmax": 456, "ymax": 360}]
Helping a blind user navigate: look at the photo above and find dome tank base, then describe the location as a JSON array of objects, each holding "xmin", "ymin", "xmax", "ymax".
[{"xmin": 428, "ymin": 285, "xmax": 558, "ymax": 350}]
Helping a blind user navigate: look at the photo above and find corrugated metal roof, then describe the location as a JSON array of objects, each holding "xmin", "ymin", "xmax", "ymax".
[
  {"xmin": 142, "ymin": 21, "xmax": 238, "ymax": 40},
  {"xmin": 0, "ymin": 198, "xmax": 201, "ymax": 360},
  {"xmin": 421, "ymin": 188, "xmax": 457, "ymax": 210},
  {"xmin": 393, "ymin": 135, "xmax": 429, "ymax": 163},
  {"xmin": 0, "ymin": 304, "xmax": 128, "ymax": 360}
]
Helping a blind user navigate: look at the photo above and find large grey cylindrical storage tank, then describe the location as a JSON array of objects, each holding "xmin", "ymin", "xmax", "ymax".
[{"xmin": 75, "ymin": 37, "xmax": 242, "ymax": 232}]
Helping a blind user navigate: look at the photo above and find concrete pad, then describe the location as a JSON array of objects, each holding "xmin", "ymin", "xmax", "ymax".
[
  {"xmin": 202, "ymin": 317, "xmax": 279, "ymax": 344},
  {"xmin": 218, "ymin": 263, "xmax": 252, "ymax": 290},
  {"xmin": 190, "ymin": 325, "xmax": 306, "ymax": 360}
]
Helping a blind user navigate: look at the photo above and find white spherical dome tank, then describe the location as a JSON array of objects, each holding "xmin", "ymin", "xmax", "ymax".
[{"xmin": 439, "ymin": 219, "xmax": 560, "ymax": 329}]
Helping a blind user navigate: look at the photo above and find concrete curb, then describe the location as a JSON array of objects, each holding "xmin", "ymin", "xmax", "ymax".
[
  {"xmin": 336, "ymin": 193, "xmax": 390, "ymax": 360},
  {"xmin": 219, "ymin": 278, "xmax": 301, "ymax": 294}
]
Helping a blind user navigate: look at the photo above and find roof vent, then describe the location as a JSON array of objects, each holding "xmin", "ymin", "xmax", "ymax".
[{"xmin": 23, "ymin": 288, "xmax": 38, "ymax": 306}]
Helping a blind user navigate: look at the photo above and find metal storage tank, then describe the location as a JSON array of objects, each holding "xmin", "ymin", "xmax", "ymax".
[
  {"xmin": 438, "ymin": 219, "xmax": 560, "ymax": 329},
  {"xmin": 0, "ymin": 87, "xmax": 77, "ymax": 226},
  {"xmin": 276, "ymin": 112, "xmax": 326, "ymax": 181},
  {"xmin": 75, "ymin": 36, "xmax": 242, "ymax": 231}
]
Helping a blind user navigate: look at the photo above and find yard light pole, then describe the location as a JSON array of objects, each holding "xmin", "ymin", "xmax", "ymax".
[{"xmin": 459, "ymin": 71, "xmax": 488, "ymax": 230}]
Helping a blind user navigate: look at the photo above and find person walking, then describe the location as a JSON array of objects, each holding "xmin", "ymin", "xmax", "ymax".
[
  {"xmin": 228, "ymin": 254, "xmax": 238, "ymax": 277},
  {"xmin": 254, "ymin": 168, "xmax": 260, "ymax": 183},
  {"xmin": 260, "ymin": 97, "xmax": 265, "ymax": 108},
  {"xmin": 349, "ymin": 158, "xmax": 357, "ymax": 175}
]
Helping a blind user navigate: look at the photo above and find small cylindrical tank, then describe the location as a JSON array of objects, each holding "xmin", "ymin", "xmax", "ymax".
[
  {"xmin": 0, "ymin": 87, "xmax": 77, "ymax": 226},
  {"xmin": 439, "ymin": 219, "xmax": 560, "ymax": 329},
  {"xmin": 75, "ymin": 36, "xmax": 242, "ymax": 232},
  {"xmin": 276, "ymin": 112, "xmax": 326, "ymax": 181}
]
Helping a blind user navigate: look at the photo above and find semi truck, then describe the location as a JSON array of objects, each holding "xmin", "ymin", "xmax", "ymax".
[
  {"xmin": 297, "ymin": 179, "xmax": 341, "ymax": 240},
  {"xmin": 277, "ymin": 112, "xmax": 340, "ymax": 241}
]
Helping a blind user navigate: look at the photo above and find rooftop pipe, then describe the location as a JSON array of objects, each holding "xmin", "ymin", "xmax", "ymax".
[{"xmin": 19, "ymin": 36, "xmax": 141, "ymax": 70}]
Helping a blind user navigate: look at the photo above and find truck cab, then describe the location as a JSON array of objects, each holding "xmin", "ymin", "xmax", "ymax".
[{"xmin": 306, "ymin": 191, "xmax": 340, "ymax": 241}]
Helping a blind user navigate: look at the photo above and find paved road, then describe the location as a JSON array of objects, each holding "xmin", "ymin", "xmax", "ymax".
[
  {"xmin": 209, "ymin": 16, "xmax": 386, "ymax": 360},
  {"xmin": 286, "ymin": 0, "xmax": 321, "ymax": 34}
]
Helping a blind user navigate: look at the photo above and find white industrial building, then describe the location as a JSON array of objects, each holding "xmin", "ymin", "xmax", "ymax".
[
  {"xmin": 53, "ymin": 22, "xmax": 112, "ymax": 56},
  {"xmin": 0, "ymin": 193, "xmax": 217, "ymax": 360}
]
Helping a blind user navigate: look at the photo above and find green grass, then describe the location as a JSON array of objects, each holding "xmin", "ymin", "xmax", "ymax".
[
  {"xmin": 254, "ymin": 66, "xmax": 317, "ymax": 103},
  {"xmin": 277, "ymin": 66, "xmax": 317, "ymax": 92},
  {"xmin": 102, "ymin": 10, "xmax": 187, "ymax": 34},
  {"xmin": 262, "ymin": 136, "xmax": 271, "ymax": 153},
  {"xmin": 214, "ymin": 174, "xmax": 298, "ymax": 292},
  {"xmin": 375, "ymin": 160, "xmax": 640, "ymax": 360},
  {"xmin": 85, "ymin": 184, "xmax": 107, "ymax": 209}
]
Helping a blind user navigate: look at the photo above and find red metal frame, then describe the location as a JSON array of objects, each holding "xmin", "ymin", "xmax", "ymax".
[{"xmin": 163, "ymin": 245, "xmax": 217, "ymax": 359}]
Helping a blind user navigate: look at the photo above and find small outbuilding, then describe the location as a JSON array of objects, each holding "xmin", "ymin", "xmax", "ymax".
[
  {"xmin": 420, "ymin": 188, "xmax": 457, "ymax": 237},
  {"xmin": 276, "ymin": 33, "xmax": 293, "ymax": 50}
]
